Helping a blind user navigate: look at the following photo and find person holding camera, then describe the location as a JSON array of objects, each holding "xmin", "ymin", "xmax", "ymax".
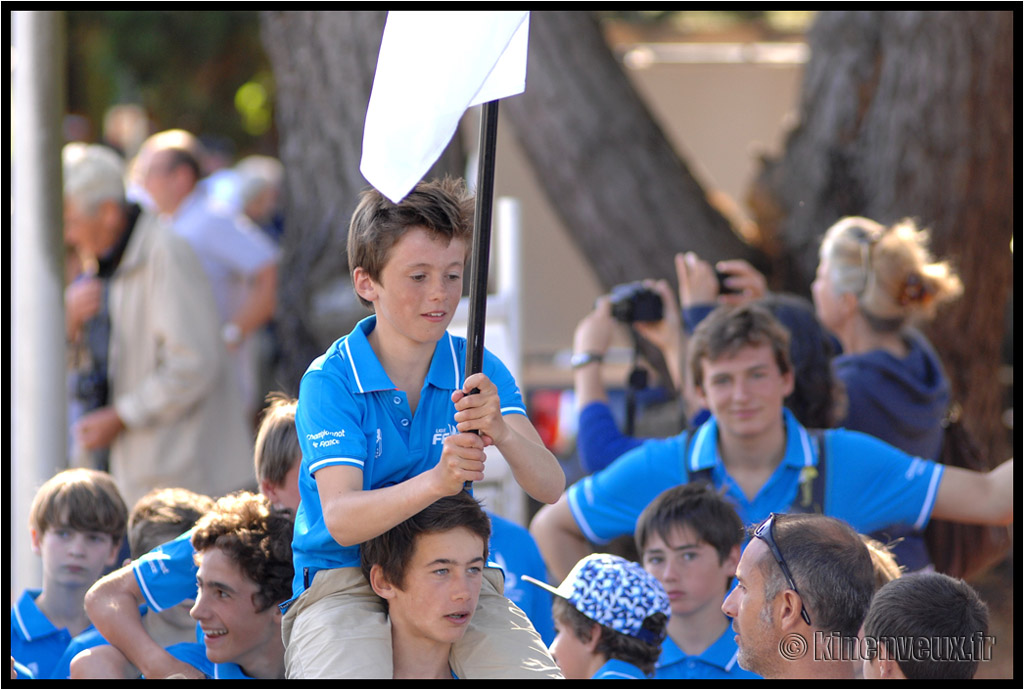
[{"xmin": 570, "ymin": 251, "xmax": 839, "ymax": 475}]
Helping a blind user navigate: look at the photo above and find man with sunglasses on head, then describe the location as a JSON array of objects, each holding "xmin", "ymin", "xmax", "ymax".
[
  {"xmin": 532, "ymin": 303, "xmax": 1014, "ymax": 581},
  {"xmin": 722, "ymin": 512, "xmax": 874, "ymax": 679}
]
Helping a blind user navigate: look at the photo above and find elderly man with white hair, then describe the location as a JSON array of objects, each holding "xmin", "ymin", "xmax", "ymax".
[{"xmin": 63, "ymin": 142, "xmax": 253, "ymax": 507}]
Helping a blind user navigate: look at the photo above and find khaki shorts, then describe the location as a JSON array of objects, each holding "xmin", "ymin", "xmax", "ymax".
[{"xmin": 281, "ymin": 566, "xmax": 561, "ymax": 679}]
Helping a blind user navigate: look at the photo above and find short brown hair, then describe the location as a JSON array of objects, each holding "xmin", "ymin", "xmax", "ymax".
[
  {"xmin": 688, "ymin": 303, "xmax": 792, "ymax": 390},
  {"xmin": 191, "ymin": 491, "xmax": 294, "ymax": 613},
  {"xmin": 753, "ymin": 513, "xmax": 874, "ymax": 639},
  {"xmin": 128, "ymin": 488, "xmax": 215, "ymax": 559},
  {"xmin": 552, "ymin": 597, "xmax": 666, "ymax": 677},
  {"xmin": 29, "ymin": 468, "xmax": 128, "ymax": 543},
  {"xmin": 635, "ymin": 483, "xmax": 743, "ymax": 565},
  {"xmin": 360, "ymin": 492, "xmax": 490, "ymax": 592},
  {"xmin": 253, "ymin": 392, "xmax": 300, "ymax": 487},
  {"xmin": 346, "ymin": 177, "xmax": 474, "ymax": 309}
]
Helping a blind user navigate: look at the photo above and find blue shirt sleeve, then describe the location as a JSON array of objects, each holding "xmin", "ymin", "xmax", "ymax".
[
  {"xmin": 825, "ymin": 429, "xmax": 945, "ymax": 533},
  {"xmin": 49, "ymin": 627, "xmax": 111, "ymax": 680},
  {"xmin": 132, "ymin": 530, "xmax": 198, "ymax": 612},
  {"xmin": 482, "ymin": 347, "xmax": 527, "ymax": 417},
  {"xmin": 296, "ymin": 368, "xmax": 370, "ymax": 477},
  {"xmin": 567, "ymin": 434, "xmax": 688, "ymax": 544},
  {"xmin": 577, "ymin": 401, "xmax": 643, "ymax": 474}
]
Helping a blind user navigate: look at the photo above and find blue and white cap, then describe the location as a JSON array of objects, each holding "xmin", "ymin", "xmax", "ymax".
[{"xmin": 523, "ymin": 553, "xmax": 670, "ymax": 643}]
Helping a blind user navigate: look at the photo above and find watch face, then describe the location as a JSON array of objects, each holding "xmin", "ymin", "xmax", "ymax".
[{"xmin": 571, "ymin": 352, "xmax": 602, "ymax": 369}]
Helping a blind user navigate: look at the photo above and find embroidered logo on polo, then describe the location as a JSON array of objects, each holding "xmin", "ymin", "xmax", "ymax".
[
  {"xmin": 375, "ymin": 428, "xmax": 383, "ymax": 458},
  {"xmin": 432, "ymin": 424, "xmax": 458, "ymax": 445},
  {"xmin": 306, "ymin": 429, "xmax": 345, "ymax": 449}
]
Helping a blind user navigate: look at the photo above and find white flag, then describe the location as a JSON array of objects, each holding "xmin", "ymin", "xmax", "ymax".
[{"xmin": 360, "ymin": 11, "xmax": 529, "ymax": 203}]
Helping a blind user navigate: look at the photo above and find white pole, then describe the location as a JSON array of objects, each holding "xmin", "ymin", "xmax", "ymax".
[{"xmin": 12, "ymin": 10, "xmax": 68, "ymax": 597}]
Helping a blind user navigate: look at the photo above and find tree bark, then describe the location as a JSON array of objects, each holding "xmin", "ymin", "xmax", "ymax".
[
  {"xmin": 503, "ymin": 11, "xmax": 759, "ymax": 290},
  {"xmin": 259, "ymin": 10, "xmax": 465, "ymax": 391},
  {"xmin": 753, "ymin": 10, "xmax": 1013, "ymax": 459}
]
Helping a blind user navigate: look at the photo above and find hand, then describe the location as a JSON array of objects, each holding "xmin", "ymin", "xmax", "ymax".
[
  {"xmin": 452, "ymin": 373, "xmax": 507, "ymax": 445},
  {"xmin": 633, "ymin": 278, "xmax": 685, "ymax": 391},
  {"xmin": 74, "ymin": 406, "xmax": 125, "ymax": 450},
  {"xmin": 676, "ymin": 252, "xmax": 720, "ymax": 307},
  {"xmin": 65, "ymin": 277, "xmax": 103, "ymax": 338},
  {"xmin": 573, "ymin": 296, "xmax": 616, "ymax": 357},
  {"xmin": 148, "ymin": 659, "xmax": 206, "ymax": 680},
  {"xmin": 431, "ymin": 433, "xmax": 487, "ymax": 495},
  {"xmin": 632, "ymin": 278, "xmax": 682, "ymax": 354},
  {"xmin": 715, "ymin": 259, "xmax": 767, "ymax": 306}
]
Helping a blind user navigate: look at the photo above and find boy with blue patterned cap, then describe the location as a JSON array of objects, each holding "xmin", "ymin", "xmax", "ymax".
[{"xmin": 523, "ymin": 553, "xmax": 670, "ymax": 679}]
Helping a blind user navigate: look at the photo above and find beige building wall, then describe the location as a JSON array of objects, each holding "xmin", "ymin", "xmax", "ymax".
[{"xmin": 487, "ymin": 44, "xmax": 806, "ymax": 389}]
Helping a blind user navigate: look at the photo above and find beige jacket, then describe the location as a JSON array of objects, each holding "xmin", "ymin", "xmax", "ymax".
[{"xmin": 107, "ymin": 210, "xmax": 254, "ymax": 507}]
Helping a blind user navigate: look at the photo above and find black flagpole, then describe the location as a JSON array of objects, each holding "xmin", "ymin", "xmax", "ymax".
[{"xmin": 463, "ymin": 100, "xmax": 500, "ymax": 490}]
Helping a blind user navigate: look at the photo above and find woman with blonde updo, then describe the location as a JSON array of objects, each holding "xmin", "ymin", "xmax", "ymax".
[{"xmin": 812, "ymin": 216, "xmax": 963, "ymax": 571}]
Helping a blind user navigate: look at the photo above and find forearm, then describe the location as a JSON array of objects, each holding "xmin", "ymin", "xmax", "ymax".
[
  {"xmin": 496, "ymin": 417, "xmax": 565, "ymax": 504},
  {"xmin": 573, "ymin": 361, "xmax": 608, "ymax": 407},
  {"xmin": 577, "ymin": 402, "xmax": 642, "ymax": 474},
  {"xmin": 84, "ymin": 572, "xmax": 177, "ymax": 678},
  {"xmin": 530, "ymin": 496, "xmax": 591, "ymax": 581},
  {"xmin": 323, "ymin": 470, "xmax": 448, "ymax": 547},
  {"xmin": 230, "ymin": 263, "xmax": 277, "ymax": 336},
  {"xmin": 932, "ymin": 459, "xmax": 1015, "ymax": 526}
]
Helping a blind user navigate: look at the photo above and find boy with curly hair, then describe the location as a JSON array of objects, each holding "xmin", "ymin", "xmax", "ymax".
[{"xmin": 163, "ymin": 491, "xmax": 294, "ymax": 679}]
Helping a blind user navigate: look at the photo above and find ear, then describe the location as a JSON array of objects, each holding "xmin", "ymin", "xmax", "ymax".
[
  {"xmin": 97, "ymin": 199, "xmax": 122, "ymax": 231},
  {"xmin": 105, "ymin": 539, "xmax": 121, "ymax": 566},
  {"xmin": 839, "ymin": 291, "xmax": 861, "ymax": 321},
  {"xmin": 780, "ymin": 365, "xmax": 795, "ymax": 398},
  {"xmin": 775, "ymin": 589, "xmax": 808, "ymax": 631},
  {"xmin": 259, "ymin": 478, "xmax": 279, "ymax": 505},
  {"xmin": 722, "ymin": 544, "xmax": 741, "ymax": 577},
  {"xmin": 583, "ymin": 622, "xmax": 603, "ymax": 653},
  {"xmin": 30, "ymin": 528, "xmax": 42, "ymax": 555},
  {"xmin": 693, "ymin": 379, "xmax": 709, "ymax": 409},
  {"xmin": 369, "ymin": 564, "xmax": 396, "ymax": 601},
  {"xmin": 352, "ymin": 267, "xmax": 378, "ymax": 305},
  {"xmin": 875, "ymin": 647, "xmax": 906, "ymax": 679}
]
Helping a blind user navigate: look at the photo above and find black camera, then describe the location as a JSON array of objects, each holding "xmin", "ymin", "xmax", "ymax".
[
  {"xmin": 716, "ymin": 268, "xmax": 741, "ymax": 295},
  {"xmin": 609, "ymin": 282, "xmax": 664, "ymax": 323}
]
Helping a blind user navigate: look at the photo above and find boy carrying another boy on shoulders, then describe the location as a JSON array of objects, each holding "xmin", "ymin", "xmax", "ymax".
[{"xmin": 284, "ymin": 178, "xmax": 564, "ymax": 678}]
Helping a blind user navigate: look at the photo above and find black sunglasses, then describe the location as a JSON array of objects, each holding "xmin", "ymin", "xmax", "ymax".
[{"xmin": 753, "ymin": 513, "xmax": 812, "ymax": 626}]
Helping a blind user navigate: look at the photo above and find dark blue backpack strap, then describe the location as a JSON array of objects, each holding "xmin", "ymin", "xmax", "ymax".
[
  {"xmin": 680, "ymin": 430, "xmax": 714, "ymax": 486},
  {"xmin": 792, "ymin": 428, "xmax": 828, "ymax": 514}
]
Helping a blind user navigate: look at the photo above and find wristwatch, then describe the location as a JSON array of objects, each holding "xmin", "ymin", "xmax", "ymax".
[
  {"xmin": 570, "ymin": 352, "xmax": 604, "ymax": 369},
  {"xmin": 222, "ymin": 321, "xmax": 243, "ymax": 347}
]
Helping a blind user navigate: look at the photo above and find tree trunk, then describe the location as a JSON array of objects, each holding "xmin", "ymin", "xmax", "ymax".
[
  {"xmin": 259, "ymin": 10, "xmax": 465, "ymax": 392},
  {"xmin": 753, "ymin": 10, "xmax": 1013, "ymax": 460},
  {"xmin": 503, "ymin": 11, "xmax": 759, "ymax": 290}
]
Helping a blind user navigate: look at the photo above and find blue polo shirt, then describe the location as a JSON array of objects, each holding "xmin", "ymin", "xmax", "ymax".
[
  {"xmin": 10, "ymin": 589, "xmax": 94, "ymax": 680},
  {"xmin": 655, "ymin": 626, "xmax": 760, "ymax": 680},
  {"xmin": 133, "ymin": 528, "xmax": 198, "ymax": 612},
  {"xmin": 568, "ymin": 409, "xmax": 944, "ymax": 543},
  {"xmin": 162, "ymin": 642, "xmax": 255, "ymax": 680},
  {"xmin": 291, "ymin": 316, "xmax": 527, "ymax": 596},
  {"xmin": 592, "ymin": 658, "xmax": 649, "ymax": 679}
]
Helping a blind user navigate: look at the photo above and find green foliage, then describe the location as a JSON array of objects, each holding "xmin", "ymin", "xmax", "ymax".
[{"xmin": 67, "ymin": 10, "xmax": 274, "ymax": 155}]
